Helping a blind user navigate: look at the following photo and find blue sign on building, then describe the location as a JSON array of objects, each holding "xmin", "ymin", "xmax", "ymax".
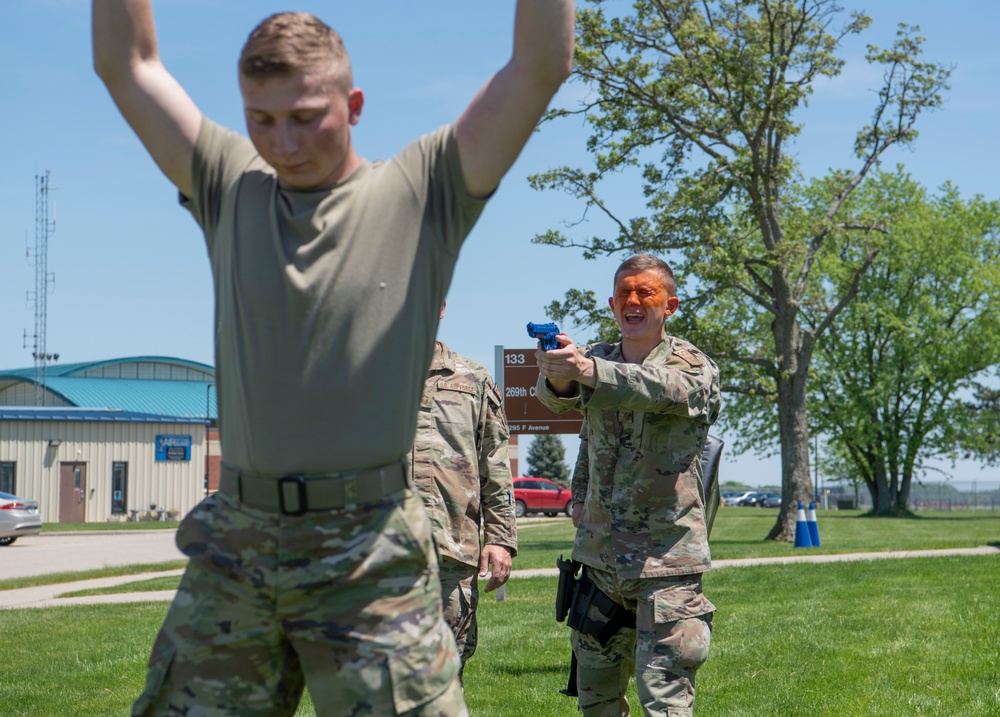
[{"xmin": 156, "ymin": 434, "xmax": 192, "ymax": 461}]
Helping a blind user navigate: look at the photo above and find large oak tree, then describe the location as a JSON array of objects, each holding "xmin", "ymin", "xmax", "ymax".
[
  {"xmin": 531, "ymin": 0, "xmax": 950, "ymax": 539},
  {"xmin": 805, "ymin": 170, "xmax": 999, "ymax": 514}
]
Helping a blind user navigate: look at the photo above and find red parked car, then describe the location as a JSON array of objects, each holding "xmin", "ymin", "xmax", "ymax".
[{"xmin": 512, "ymin": 477, "xmax": 573, "ymax": 518}]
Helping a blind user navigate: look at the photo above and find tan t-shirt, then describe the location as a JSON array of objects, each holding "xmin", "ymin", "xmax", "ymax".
[{"xmin": 183, "ymin": 119, "xmax": 486, "ymax": 475}]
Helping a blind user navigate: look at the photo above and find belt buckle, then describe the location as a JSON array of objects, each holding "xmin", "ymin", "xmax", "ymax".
[
  {"xmin": 278, "ymin": 475, "xmax": 308, "ymax": 516},
  {"xmin": 343, "ymin": 473, "xmax": 358, "ymax": 505}
]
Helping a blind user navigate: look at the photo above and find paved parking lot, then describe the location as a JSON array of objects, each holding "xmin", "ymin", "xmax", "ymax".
[{"xmin": 0, "ymin": 530, "xmax": 184, "ymax": 580}]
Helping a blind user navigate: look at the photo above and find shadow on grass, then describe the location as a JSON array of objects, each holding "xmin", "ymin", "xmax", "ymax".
[{"xmin": 520, "ymin": 539, "xmax": 576, "ymax": 552}]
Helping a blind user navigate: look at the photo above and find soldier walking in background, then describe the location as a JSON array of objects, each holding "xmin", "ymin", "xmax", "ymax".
[
  {"xmin": 411, "ymin": 305, "xmax": 517, "ymax": 675},
  {"xmin": 536, "ymin": 254, "xmax": 722, "ymax": 717}
]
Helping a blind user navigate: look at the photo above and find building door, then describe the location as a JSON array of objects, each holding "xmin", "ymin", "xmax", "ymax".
[
  {"xmin": 111, "ymin": 462, "xmax": 128, "ymax": 516},
  {"xmin": 59, "ymin": 462, "xmax": 87, "ymax": 523}
]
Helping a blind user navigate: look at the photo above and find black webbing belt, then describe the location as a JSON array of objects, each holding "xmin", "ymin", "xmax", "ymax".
[{"xmin": 219, "ymin": 459, "xmax": 409, "ymax": 515}]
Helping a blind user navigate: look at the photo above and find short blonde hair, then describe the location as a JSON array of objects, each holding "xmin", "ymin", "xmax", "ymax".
[
  {"xmin": 614, "ymin": 254, "xmax": 676, "ymax": 296},
  {"xmin": 239, "ymin": 12, "xmax": 352, "ymax": 90}
]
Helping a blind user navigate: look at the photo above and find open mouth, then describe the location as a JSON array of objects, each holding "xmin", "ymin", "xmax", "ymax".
[{"xmin": 624, "ymin": 312, "xmax": 644, "ymax": 325}]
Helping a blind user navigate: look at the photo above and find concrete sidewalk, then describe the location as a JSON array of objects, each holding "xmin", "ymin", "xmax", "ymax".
[
  {"xmin": 504, "ymin": 545, "xmax": 1000, "ymax": 578},
  {"xmin": 0, "ymin": 569, "xmax": 185, "ymax": 609},
  {"xmin": 2, "ymin": 546, "xmax": 996, "ymax": 610}
]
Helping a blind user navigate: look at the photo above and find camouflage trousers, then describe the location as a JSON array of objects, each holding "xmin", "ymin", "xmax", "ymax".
[
  {"xmin": 437, "ymin": 558, "xmax": 480, "ymax": 673},
  {"xmin": 132, "ymin": 488, "xmax": 468, "ymax": 717},
  {"xmin": 570, "ymin": 566, "xmax": 715, "ymax": 717}
]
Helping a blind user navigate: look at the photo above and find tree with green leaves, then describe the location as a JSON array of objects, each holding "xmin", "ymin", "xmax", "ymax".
[
  {"xmin": 805, "ymin": 169, "xmax": 1000, "ymax": 514},
  {"xmin": 531, "ymin": 0, "xmax": 950, "ymax": 540},
  {"xmin": 526, "ymin": 434, "xmax": 571, "ymax": 485},
  {"xmin": 963, "ymin": 385, "xmax": 1000, "ymax": 467}
]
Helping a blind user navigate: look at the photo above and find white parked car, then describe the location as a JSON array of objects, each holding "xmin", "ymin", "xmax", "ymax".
[
  {"xmin": 723, "ymin": 490, "xmax": 756, "ymax": 507},
  {"xmin": 0, "ymin": 491, "xmax": 43, "ymax": 546}
]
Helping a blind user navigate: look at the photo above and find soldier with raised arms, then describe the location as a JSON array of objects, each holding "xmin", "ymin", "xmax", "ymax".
[{"xmin": 91, "ymin": 1, "xmax": 574, "ymax": 714}]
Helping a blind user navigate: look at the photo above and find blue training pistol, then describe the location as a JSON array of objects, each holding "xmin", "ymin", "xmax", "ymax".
[{"xmin": 527, "ymin": 322, "xmax": 561, "ymax": 351}]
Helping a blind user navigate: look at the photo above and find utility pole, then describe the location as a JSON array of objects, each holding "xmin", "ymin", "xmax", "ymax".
[
  {"xmin": 205, "ymin": 383, "xmax": 215, "ymax": 496},
  {"xmin": 23, "ymin": 171, "xmax": 59, "ymax": 404},
  {"xmin": 813, "ymin": 432, "xmax": 823, "ymax": 507}
]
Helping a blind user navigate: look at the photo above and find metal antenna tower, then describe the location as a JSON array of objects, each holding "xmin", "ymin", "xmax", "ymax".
[{"xmin": 23, "ymin": 170, "xmax": 59, "ymax": 405}]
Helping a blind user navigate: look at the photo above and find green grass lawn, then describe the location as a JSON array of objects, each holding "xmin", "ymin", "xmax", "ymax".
[
  {"xmin": 3, "ymin": 510, "xmax": 997, "ymax": 716},
  {"xmin": 2, "ymin": 555, "xmax": 997, "ymax": 716},
  {"xmin": 0, "ymin": 561, "xmax": 188, "ymax": 592},
  {"xmin": 469, "ymin": 556, "xmax": 1000, "ymax": 717},
  {"xmin": 59, "ymin": 574, "xmax": 183, "ymax": 598},
  {"xmin": 709, "ymin": 507, "xmax": 1000, "ymax": 559},
  {"xmin": 515, "ymin": 508, "xmax": 1000, "ymax": 570},
  {"xmin": 46, "ymin": 520, "xmax": 180, "ymax": 532},
  {"xmin": 4, "ymin": 509, "xmax": 997, "ymax": 595}
]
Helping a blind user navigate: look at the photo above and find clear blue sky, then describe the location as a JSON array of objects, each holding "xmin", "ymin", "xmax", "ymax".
[{"xmin": 2, "ymin": 0, "xmax": 997, "ymax": 487}]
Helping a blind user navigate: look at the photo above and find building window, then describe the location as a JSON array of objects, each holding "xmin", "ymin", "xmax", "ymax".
[
  {"xmin": 111, "ymin": 462, "xmax": 128, "ymax": 515},
  {"xmin": 0, "ymin": 462, "xmax": 14, "ymax": 494}
]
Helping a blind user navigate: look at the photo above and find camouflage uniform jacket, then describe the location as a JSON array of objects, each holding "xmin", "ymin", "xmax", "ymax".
[
  {"xmin": 536, "ymin": 336, "xmax": 721, "ymax": 579},
  {"xmin": 411, "ymin": 342, "xmax": 517, "ymax": 567}
]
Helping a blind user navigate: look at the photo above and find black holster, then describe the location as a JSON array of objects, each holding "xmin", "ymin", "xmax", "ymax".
[
  {"xmin": 554, "ymin": 558, "xmax": 636, "ymax": 698},
  {"xmin": 566, "ymin": 568, "xmax": 636, "ymax": 646},
  {"xmin": 556, "ymin": 559, "xmax": 636, "ymax": 645},
  {"xmin": 555, "ymin": 556, "xmax": 582, "ymax": 697},
  {"xmin": 555, "ymin": 555, "xmax": 581, "ymax": 622}
]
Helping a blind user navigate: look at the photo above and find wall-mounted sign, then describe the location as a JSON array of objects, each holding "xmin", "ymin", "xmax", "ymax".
[{"xmin": 156, "ymin": 435, "xmax": 192, "ymax": 462}]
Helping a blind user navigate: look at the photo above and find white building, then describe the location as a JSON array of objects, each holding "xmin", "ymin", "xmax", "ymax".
[
  {"xmin": 0, "ymin": 357, "xmax": 218, "ymax": 523},
  {"xmin": 0, "ymin": 408, "xmax": 207, "ymax": 523}
]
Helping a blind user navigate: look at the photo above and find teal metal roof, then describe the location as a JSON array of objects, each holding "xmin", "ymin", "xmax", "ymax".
[
  {"xmin": 42, "ymin": 378, "xmax": 216, "ymax": 419},
  {"xmin": 1, "ymin": 356, "xmax": 213, "ymax": 379},
  {"xmin": 0, "ymin": 357, "xmax": 217, "ymax": 420}
]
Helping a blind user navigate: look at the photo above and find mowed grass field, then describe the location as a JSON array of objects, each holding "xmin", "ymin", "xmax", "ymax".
[
  {"xmin": 1, "ymin": 509, "xmax": 998, "ymax": 716},
  {"xmin": 511, "ymin": 506, "xmax": 1000, "ymax": 570}
]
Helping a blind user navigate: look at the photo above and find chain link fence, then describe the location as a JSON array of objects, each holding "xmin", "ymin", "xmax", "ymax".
[{"xmin": 824, "ymin": 480, "xmax": 1000, "ymax": 511}]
